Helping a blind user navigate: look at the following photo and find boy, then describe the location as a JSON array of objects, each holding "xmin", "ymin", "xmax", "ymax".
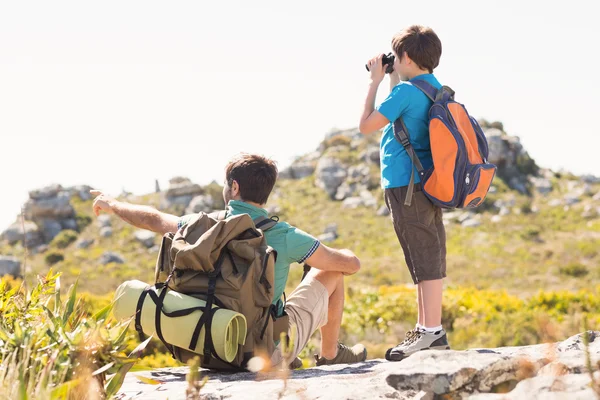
[{"xmin": 358, "ymin": 25, "xmax": 449, "ymax": 361}]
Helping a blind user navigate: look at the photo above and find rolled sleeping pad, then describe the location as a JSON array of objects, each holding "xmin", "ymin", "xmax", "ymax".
[{"xmin": 113, "ymin": 280, "xmax": 247, "ymax": 363}]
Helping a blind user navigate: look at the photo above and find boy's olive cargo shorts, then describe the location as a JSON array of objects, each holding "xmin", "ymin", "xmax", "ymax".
[{"xmin": 384, "ymin": 183, "xmax": 447, "ymax": 284}]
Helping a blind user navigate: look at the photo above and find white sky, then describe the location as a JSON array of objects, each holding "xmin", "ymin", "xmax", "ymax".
[{"xmin": 0, "ymin": 0, "xmax": 599, "ymax": 230}]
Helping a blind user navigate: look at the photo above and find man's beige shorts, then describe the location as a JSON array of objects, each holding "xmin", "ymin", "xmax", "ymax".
[{"xmin": 270, "ymin": 275, "xmax": 329, "ymax": 367}]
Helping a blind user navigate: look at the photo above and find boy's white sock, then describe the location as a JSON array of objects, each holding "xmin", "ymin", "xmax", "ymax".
[
  {"xmin": 415, "ymin": 323, "xmax": 425, "ymax": 331},
  {"xmin": 423, "ymin": 325, "xmax": 443, "ymax": 333}
]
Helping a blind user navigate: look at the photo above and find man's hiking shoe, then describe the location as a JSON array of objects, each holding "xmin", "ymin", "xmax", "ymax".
[
  {"xmin": 385, "ymin": 328, "xmax": 450, "ymax": 362},
  {"xmin": 289, "ymin": 357, "xmax": 303, "ymax": 370},
  {"xmin": 315, "ymin": 343, "xmax": 367, "ymax": 366}
]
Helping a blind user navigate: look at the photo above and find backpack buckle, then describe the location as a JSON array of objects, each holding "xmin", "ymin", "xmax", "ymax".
[{"xmin": 400, "ymin": 136, "xmax": 411, "ymax": 148}]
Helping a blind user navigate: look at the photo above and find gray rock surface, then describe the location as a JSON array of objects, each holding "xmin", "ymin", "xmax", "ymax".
[
  {"xmin": 28, "ymin": 183, "xmax": 63, "ymax": 200},
  {"xmin": 315, "ymin": 157, "xmax": 347, "ymax": 199},
  {"xmin": 75, "ymin": 238, "xmax": 94, "ymax": 249},
  {"xmin": 100, "ymin": 227, "xmax": 113, "ymax": 238},
  {"xmin": 24, "ymin": 191, "xmax": 74, "ymax": 220},
  {"xmin": 166, "ymin": 177, "xmax": 204, "ymax": 198},
  {"xmin": 118, "ymin": 332, "xmax": 600, "ymax": 400},
  {"xmin": 134, "ymin": 230, "xmax": 156, "ymax": 248},
  {"xmin": 99, "ymin": 251, "xmax": 124, "ymax": 265},
  {"xmin": 484, "ymin": 128, "xmax": 536, "ymax": 194},
  {"xmin": 0, "ymin": 221, "xmax": 43, "ymax": 247},
  {"xmin": 0, "ymin": 256, "xmax": 21, "ymax": 277},
  {"xmin": 38, "ymin": 219, "xmax": 63, "ymax": 242},
  {"xmin": 97, "ymin": 214, "xmax": 112, "ymax": 228},
  {"xmin": 377, "ymin": 205, "xmax": 390, "ymax": 217},
  {"xmin": 185, "ymin": 195, "xmax": 215, "ymax": 214},
  {"xmin": 162, "ymin": 177, "xmax": 204, "ymax": 210}
]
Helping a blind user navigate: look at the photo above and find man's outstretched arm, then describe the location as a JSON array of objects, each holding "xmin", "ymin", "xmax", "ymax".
[{"xmin": 91, "ymin": 190, "xmax": 179, "ymax": 235}]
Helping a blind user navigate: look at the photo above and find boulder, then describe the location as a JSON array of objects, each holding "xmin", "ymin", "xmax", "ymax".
[
  {"xmin": 100, "ymin": 227, "xmax": 113, "ymax": 238},
  {"xmin": 75, "ymin": 238, "xmax": 94, "ymax": 249},
  {"xmin": 317, "ymin": 232, "xmax": 337, "ymax": 243},
  {"xmin": 23, "ymin": 191, "xmax": 74, "ymax": 220},
  {"xmin": 377, "ymin": 205, "xmax": 390, "ymax": 217},
  {"xmin": 0, "ymin": 256, "xmax": 21, "ymax": 278},
  {"xmin": 65, "ymin": 185, "xmax": 94, "ymax": 201},
  {"xmin": 118, "ymin": 332, "xmax": 600, "ymax": 400},
  {"xmin": 97, "ymin": 214, "xmax": 112, "ymax": 228},
  {"xmin": 281, "ymin": 161, "xmax": 316, "ymax": 180},
  {"xmin": 134, "ymin": 230, "xmax": 156, "ymax": 249},
  {"xmin": 28, "ymin": 184, "xmax": 62, "ymax": 200},
  {"xmin": 529, "ymin": 177, "xmax": 552, "ymax": 194},
  {"xmin": 315, "ymin": 157, "xmax": 347, "ymax": 199},
  {"xmin": 185, "ymin": 195, "xmax": 215, "ymax": 214},
  {"xmin": 1, "ymin": 221, "xmax": 43, "ymax": 247},
  {"xmin": 99, "ymin": 252, "xmax": 124, "ymax": 265},
  {"xmin": 38, "ymin": 219, "xmax": 63, "ymax": 242},
  {"xmin": 165, "ymin": 177, "xmax": 203, "ymax": 198}
]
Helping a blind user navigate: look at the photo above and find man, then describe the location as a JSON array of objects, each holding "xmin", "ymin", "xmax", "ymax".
[{"xmin": 92, "ymin": 153, "xmax": 367, "ymax": 367}]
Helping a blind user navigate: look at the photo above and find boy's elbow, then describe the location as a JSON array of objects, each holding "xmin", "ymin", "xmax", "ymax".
[{"xmin": 358, "ymin": 121, "xmax": 371, "ymax": 135}]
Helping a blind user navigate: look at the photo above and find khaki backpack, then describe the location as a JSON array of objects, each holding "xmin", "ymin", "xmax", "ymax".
[{"xmin": 134, "ymin": 210, "xmax": 287, "ymax": 371}]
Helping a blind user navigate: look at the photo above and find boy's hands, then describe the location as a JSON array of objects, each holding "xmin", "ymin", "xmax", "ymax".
[
  {"xmin": 366, "ymin": 54, "xmax": 386, "ymax": 85},
  {"xmin": 91, "ymin": 190, "xmax": 117, "ymax": 216}
]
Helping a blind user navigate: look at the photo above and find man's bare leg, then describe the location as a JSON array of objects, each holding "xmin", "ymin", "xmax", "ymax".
[{"xmin": 310, "ymin": 269, "xmax": 344, "ymax": 359}]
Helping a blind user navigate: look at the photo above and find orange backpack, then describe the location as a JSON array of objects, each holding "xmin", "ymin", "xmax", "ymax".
[{"xmin": 393, "ymin": 80, "xmax": 497, "ymax": 209}]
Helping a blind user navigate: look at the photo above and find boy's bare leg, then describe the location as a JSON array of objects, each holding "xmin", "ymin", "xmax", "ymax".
[
  {"xmin": 311, "ymin": 269, "xmax": 344, "ymax": 359},
  {"xmin": 419, "ymin": 279, "xmax": 443, "ymax": 328},
  {"xmin": 417, "ymin": 284, "xmax": 425, "ymax": 327}
]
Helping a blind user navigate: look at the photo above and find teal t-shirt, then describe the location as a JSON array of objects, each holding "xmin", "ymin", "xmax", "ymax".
[
  {"xmin": 178, "ymin": 200, "xmax": 319, "ymax": 316},
  {"xmin": 376, "ymin": 73, "xmax": 441, "ymax": 189}
]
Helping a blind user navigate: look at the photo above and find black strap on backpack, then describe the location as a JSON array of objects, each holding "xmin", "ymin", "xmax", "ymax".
[{"xmin": 392, "ymin": 79, "xmax": 442, "ymax": 207}]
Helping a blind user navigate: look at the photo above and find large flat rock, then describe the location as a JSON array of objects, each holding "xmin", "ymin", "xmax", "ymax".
[{"xmin": 118, "ymin": 331, "xmax": 600, "ymax": 399}]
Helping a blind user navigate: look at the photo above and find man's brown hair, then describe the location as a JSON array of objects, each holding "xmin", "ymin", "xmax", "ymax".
[
  {"xmin": 225, "ymin": 153, "xmax": 278, "ymax": 205},
  {"xmin": 392, "ymin": 25, "xmax": 442, "ymax": 73}
]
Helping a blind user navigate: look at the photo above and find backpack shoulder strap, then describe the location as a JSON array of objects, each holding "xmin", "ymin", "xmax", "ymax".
[
  {"xmin": 410, "ymin": 79, "xmax": 438, "ymax": 102},
  {"xmin": 412, "ymin": 80, "xmax": 456, "ymax": 103},
  {"xmin": 393, "ymin": 118, "xmax": 426, "ymax": 207},
  {"xmin": 253, "ymin": 215, "xmax": 278, "ymax": 232}
]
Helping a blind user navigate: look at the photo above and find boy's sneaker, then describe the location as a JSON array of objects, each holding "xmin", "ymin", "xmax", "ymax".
[
  {"xmin": 385, "ymin": 328, "xmax": 450, "ymax": 362},
  {"xmin": 315, "ymin": 343, "xmax": 367, "ymax": 366}
]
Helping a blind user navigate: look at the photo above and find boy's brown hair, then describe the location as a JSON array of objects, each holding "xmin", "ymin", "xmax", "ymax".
[
  {"xmin": 392, "ymin": 25, "xmax": 442, "ymax": 73},
  {"xmin": 225, "ymin": 153, "xmax": 278, "ymax": 205}
]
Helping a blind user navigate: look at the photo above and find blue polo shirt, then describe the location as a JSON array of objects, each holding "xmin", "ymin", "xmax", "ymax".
[
  {"xmin": 178, "ymin": 200, "xmax": 320, "ymax": 317},
  {"xmin": 377, "ymin": 73, "xmax": 441, "ymax": 189}
]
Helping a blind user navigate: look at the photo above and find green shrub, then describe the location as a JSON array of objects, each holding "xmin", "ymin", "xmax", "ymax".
[
  {"xmin": 559, "ymin": 263, "xmax": 589, "ymax": 278},
  {"xmin": 323, "ymin": 134, "xmax": 352, "ymax": 149},
  {"xmin": 75, "ymin": 213, "xmax": 92, "ymax": 232},
  {"xmin": 44, "ymin": 251, "xmax": 64, "ymax": 266},
  {"xmin": 50, "ymin": 229, "xmax": 78, "ymax": 249},
  {"xmin": 0, "ymin": 270, "xmax": 147, "ymax": 399}
]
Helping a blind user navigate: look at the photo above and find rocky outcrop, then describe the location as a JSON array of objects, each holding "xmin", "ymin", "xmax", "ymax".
[
  {"xmin": 480, "ymin": 122, "xmax": 538, "ymax": 194},
  {"xmin": 161, "ymin": 177, "xmax": 204, "ymax": 210},
  {"xmin": 185, "ymin": 195, "xmax": 215, "ymax": 214},
  {"xmin": 24, "ymin": 185, "xmax": 78, "ymax": 243},
  {"xmin": 118, "ymin": 331, "xmax": 600, "ymax": 400},
  {"xmin": 0, "ymin": 184, "xmax": 85, "ymax": 248},
  {"xmin": 0, "ymin": 221, "xmax": 43, "ymax": 248},
  {"xmin": 282, "ymin": 122, "xmax": 545, "ymax": 207},
  {"xmin": 99, "ymin": 252, "xmax": 125, "ymax": 265},
  {"xmin": 134, "ymin": 230, "xmax": 156, "ymax": 249},
  {"xmin": 315, "ymin": 157, "xmax": 347, "ymax": 199},
  {"xmin": 0, "ymin": 256, "xmax": 21, "ymax": 278}
]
